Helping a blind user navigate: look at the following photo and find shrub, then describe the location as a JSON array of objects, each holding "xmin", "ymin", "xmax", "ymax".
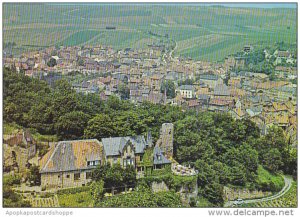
[
  {"xmin": 256, "ymin": 165, "xmax": 284, "ymax": 192},
  {"xmin": 57, "ymin": 186, "xmax": 90, "ymax": 195},
  {"xmin": 4, "ymin": 174, "xmax": 21, "ymax": 185}
]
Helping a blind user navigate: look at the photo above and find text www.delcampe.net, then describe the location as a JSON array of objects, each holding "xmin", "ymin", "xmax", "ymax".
[{"xmin": 208, "ymin": 209, "xmax": 295, "ymax": 217}]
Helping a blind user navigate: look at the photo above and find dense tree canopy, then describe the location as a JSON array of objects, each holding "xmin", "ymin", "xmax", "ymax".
[{"xmin": 160, "ymin": 80, "xmax": 176, "ymax": 99}]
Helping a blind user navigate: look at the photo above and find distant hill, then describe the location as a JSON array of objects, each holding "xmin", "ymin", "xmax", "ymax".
[{"xmin": 3, "ymin": 3, "xmax": 297, "ymax": 61}]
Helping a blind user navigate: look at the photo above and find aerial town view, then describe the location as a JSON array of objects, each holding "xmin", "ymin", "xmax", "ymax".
[{"xmin": 2, "ymin": 2, "xmax": 298, "ymax": 209}]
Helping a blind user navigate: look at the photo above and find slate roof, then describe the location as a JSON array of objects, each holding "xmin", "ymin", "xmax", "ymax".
[
  {"xmin": 153, "ymin": 147, "xmax": 172, "ymax": 165},
  {"xmin": 198, "ymin": 94, "xmax": 210, "ymax": 100},
  {"xmin": 248, "ymin": 95, "xmax": 270, "ymax": 104},
  {"xmin": 102, "ymin": 136, "xmax": 147, "ymax": 157},
  {"xmin": 214, "ymin": 84, "xmax": 230, "ymax": 96},
  {"xmin": 143, "ymin": 92, "xmax": 163, "ymax": 104},
  {"xmin": 199, "ymin": 74, "xmax": 219, "ymax": 81},
  {"xmin": 39, "ymin": 139, "xmax": 103, "ymax": 173},
  {"xmin": 177, "ymin": 85, "xmax": 194, "ymax": 91},
  {"xmin": 248, "ymin": 106, "xmax": 263, "ymax": 113}
]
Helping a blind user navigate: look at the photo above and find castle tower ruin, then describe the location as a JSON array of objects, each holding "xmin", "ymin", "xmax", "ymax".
[{"xmin": 156, "ymin": 123, "xmax": 174, "ymax": 159}]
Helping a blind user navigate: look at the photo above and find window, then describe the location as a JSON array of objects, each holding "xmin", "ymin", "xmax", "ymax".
[
  {"xmin": 86, "ymin": 171, "xmax": 92, "ymax": 179},
  {"xmin": 88, "ymin": 160, "xmax": 101, "ymax": 166},
  {"xmin": 123, "ymin": 158, "xmax": 133, "ymax": 167},
  {"xmin": 157, "ymin": 155, "xmax": 162, "ymax": 161},
  {"xmin": 113, "ymin": 158, "xmax": 118, "ymax": 164},
  {"xmin": 66, "ymin": 174, "xmax": 70, "ymax": 178},
  {"xmin": 156, "ymin": 164, "xmax": 162, "ymax": 169},
  {"xmin": 74, "ymin": 173, "xmax": 80, "ymax": 181},
  {"xmin": 140, "ymin": 155, "xmax": 143, "ymax": 162},
  {"xmin": 58, "ymin": 175, "xmax": 60, "ymax": 178}
]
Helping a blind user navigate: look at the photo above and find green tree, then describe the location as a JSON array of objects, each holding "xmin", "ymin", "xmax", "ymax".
[
  {"xmin": 123, "ymin": 165, "xmax": 137, "ymax": 187},
  {"xmin": 47, "ymin": 58, "xmax": 57, "ymax": 67},
  {"xmin": 161, "ymin": 80, "xmax": 176, "ymax": 99},
  {"xmin": 118, "ymin": 84, "xmax": 130, "ymax": 100},
  {"xmin": 84, "ymin": 114, "xmax": 115, "ymax": 140},
  {"xmin": 27, "ymin": 165, "xmax": 41, "ymax": 186},
  {"xmin": 55, "ymin": 111, "xmax": 90, "ymax": 140},
  {"xmin": 262, "ymin": 148, "xmax": 283, "ymax": 173},
  {"xmin": 230, "ymin": 164, "xmax": 247, "ymax": 186},
  {"xmin": 90, "ymin": 180, "xmax": 105, "ymax": 204},
  {"xmin": 203, "ymin": 182, "xmax": 224, "ymax": 206}
]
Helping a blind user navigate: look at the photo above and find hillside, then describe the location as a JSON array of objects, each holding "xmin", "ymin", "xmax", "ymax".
[{"xmin": 3, "ymin": 3, "xmax": 297, "ymax": 61}]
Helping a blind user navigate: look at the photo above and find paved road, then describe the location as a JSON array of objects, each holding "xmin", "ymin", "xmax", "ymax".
[
  {"xmin": 169, "ymin": 40, "xmax": 177, "ymax": 61},
  {"xmin": 224, "ymin": 176, "xmax": 292, "ymax": 207}
]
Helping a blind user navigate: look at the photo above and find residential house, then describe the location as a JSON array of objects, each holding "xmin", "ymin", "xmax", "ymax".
[
  {"xmin": 176, "ymin": 85, "xmax": 195, "ymax": 99},
  {"xmin": 230, "ymin": 107, "xmax": 246, "ymax": 120},
  {"xmin": 243, "ymin": 45, "xmax": 253, "ymax": 53},
  {"xmin": 39, "ymin": 124, "xmax": 173, "ymax": 189},
  {"xmin": 39, "ymin": 139, "xmax": 103, "ymax": 189},
  {"xmin": 199, "ymin": 73, "xmax": 223, "ymax": 88},
  {"xmin": 246, "ymin": 106, "xmax": 263, "ymax": 117},
  {"xmin": 198, "ymin": 94, "xmax": 210, "ymax": 110},
  {"xmin": 208, "ymin": 98, "xmax": 231, "ymax": 112},
  {"xmin": 214, "ymin": 84, "xmax": 230, "ymax": 97}
]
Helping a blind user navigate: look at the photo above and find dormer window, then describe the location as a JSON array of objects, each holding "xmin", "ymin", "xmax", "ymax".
[
  {"xmin": 157, "ymin": 155, "xmax": 162, "ymax": 161},
  {"xmin": 87, "ymin": 160, "xmax": 101, "ymax": 166}
]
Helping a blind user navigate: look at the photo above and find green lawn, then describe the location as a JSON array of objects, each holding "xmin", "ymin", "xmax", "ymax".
[{"xmin": 58, "ymin": 191, "xmax": 93, "ymax": 207}]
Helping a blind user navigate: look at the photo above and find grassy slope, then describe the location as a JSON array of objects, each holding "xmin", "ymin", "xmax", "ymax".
[
  {"xmin": 256, "ymin": 165, "xmax": 285, "ymax": 192},
  {"xmin": 3, "ymin": 4, "xmax": 297, "ymax": 61},
  {"xmin": 3, "ymin": 123, "xmax": 57, "ymax": 142},
  {"xmin": 58, "ymin": 191, "xmax": 93, "ymax": 207}
]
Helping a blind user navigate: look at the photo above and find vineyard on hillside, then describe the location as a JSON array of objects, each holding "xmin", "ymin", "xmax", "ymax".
[
  {"xmin": 27, "ymin": 195, "xmax": 60, "ymax": 208},
  {"xmin": 242, "ymin": 181, "xmax": 297, "ymax": 208}
]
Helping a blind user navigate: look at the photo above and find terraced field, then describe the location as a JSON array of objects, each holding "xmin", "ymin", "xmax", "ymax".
[
  {"xmin": 27, "ymin": 195, "xmax": 60, "ymax": 208},
  {"xmin": 3, "ymin": 3, "xmax": 297, "ymax": 61}
]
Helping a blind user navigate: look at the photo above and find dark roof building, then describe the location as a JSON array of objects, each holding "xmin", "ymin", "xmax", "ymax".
[
  {"xmin": 102, "ymin": 136, "xmax": 148, "ymax": 157},
  {"xmin": 214, "ymin": 84, "xmax": 230, "ymax": 96},
  {"xmin": 153, "ymin": 147, "xmax": 172, "ymax": 165},
  {"xmin": 40, "ymin": 139, "xmax": 103, "ymax": 173},
  {"xmin": 199, "ymin": 74, "xmax": 219, "ymax": 81}
]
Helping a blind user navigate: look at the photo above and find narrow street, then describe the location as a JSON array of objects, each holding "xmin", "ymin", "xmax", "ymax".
[{"xmin": 224, "ymin": 176, "xmax": 293, "ymax": 207}]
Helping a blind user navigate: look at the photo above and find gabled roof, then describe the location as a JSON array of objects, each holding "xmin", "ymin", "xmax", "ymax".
[
  {"xmin": 199, "ymin": 74, "xmax": 219, "ymax": 81},
  {"xmin": 214, "ymin": 84, "xmax": 230, "ymax": 96},
  {"xmin": 198, "ymin": 94, "xmax": 210, "ymax": 100},
  {"xmin": 102, "ymin": 136, "xmax": 147, "ymax": 157},
  {"xmin": 177, "ymin": 85, "xmax": 194, "ymax": 91},
  {"xmin": 39, "ymin": 139, "xmax": 103, "ymax": 173}
]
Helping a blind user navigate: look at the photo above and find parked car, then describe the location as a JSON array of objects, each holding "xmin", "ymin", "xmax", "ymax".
[{"xmin": 233, "ymin": 198, "xmax": 244, "ymax": 206}]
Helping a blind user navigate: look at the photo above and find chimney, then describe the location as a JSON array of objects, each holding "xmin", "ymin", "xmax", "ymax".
[
  {"xmin": 164, "ymin": 84, "xmax": 167, "ymax": 105},
  {"xmin": 146, "ymin": 130, "xmax": 152, "ymax": 147}
]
